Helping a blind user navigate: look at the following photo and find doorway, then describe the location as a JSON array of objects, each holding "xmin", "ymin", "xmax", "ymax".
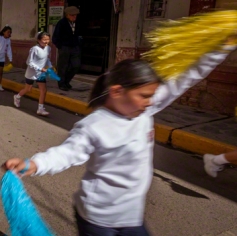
[{"xmin": 67, "ymin": 0, "xmax": 117, "ymax": 75}]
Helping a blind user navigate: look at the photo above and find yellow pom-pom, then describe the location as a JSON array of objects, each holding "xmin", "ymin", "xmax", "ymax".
[
  {"xmin": 52, "ymin": 66, "xmax": 57, "ymax": 73},
  {"xmin": 142, "ymin": 10, "xmax": 237, "ymax": 81},
  {"xmin": 3, "ymin": 63, "xmax": 13, "ymax": 72}
]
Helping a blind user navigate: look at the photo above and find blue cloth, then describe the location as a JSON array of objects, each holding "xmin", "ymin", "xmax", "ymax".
[
  {"xmin": 38, "ymin": 68, "xmax": 60, "ymax": 81},
  {"xmin": 1, "ymin": 171, "xmax": 55, "ymax": 236},
  {"xmin": 38, "ymin": 72, "xmax": 47, "ymax": 81},
  {"xmin": 19, "ymin": 159, "xmax": 30, "ymax": 174}
]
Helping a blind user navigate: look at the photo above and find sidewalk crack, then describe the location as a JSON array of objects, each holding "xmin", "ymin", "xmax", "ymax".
[{"xmin": 167, "ymin": 116, "xmax": 232, "ymax": 144}]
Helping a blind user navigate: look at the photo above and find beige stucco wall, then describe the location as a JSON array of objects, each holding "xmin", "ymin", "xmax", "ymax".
[
  {"xmin": 140, "ymin": 0, "xmax": 191, "ymax": 48},
  {"xmin": 2, "ymin": 0, "xmax": 37, "ymax": 40},
  {"xmin": 117, "ymin": 0, "xmax": 191, "ymax": 49},
  {"xmin": 117, "ymin": 0, "xmax": 142, "ymax": 48},
  {"xmin": 166, "ymin": 0, "xmax": 191, "ymax": 19}
]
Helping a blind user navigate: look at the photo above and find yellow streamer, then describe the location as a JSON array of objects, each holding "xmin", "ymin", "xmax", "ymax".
[
  {"xmin": 142, "ymin": 10, "xmax": 237, "ymax": 81},
  {"xmin": 3, "ymin": 63, "xmax": 13, "ymax": 72}
]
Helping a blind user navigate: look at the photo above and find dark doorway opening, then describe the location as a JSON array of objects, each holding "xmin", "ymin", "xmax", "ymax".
[{"xmin": 67, "ymin": 0, "xmax": 113, "ymax": 75}]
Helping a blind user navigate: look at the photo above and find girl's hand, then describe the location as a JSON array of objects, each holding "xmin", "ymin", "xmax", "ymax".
[
  {"xmin": 1, "ymin": 158, "xmax": 37, "ymax": 176},
  {"xmin": 41, "ymin": 68, "xmax": 47, "ymax": 72}
]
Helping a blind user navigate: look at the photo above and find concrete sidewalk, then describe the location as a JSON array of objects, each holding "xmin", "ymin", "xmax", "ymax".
[{"xmin": 2, "ymin": 68, "xmax": 237, "ymax": 155}]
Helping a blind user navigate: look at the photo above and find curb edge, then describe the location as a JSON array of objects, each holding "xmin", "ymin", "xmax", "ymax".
[{"xmin": 3, "ymin": 78, "xmax": 236, "ymax": 155}]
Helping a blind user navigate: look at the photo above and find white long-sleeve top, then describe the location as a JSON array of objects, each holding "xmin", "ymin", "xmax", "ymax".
[
  {"xmin": 0, "ymin": 36, "xmax": 12, "ymax": 62},
  {"xmin": 25, "ymin": 45, "xmax": 52, "ymax": 80},
  {"xmin": 31, "ymin": 50, "xmax": 231, "ymax": 227}
]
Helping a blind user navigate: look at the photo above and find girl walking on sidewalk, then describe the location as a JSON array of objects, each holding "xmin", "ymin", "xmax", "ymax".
[
  {"xmin": 13, "ymin": 31, "xmax": 52, "ymax": 116},
  {"xmin": 0, "ymin": 25, "xmax": 12, "ymax": 91},
  {"xmin": 3, "ymin": 44, "xmax": 234, "ymax": 236}
]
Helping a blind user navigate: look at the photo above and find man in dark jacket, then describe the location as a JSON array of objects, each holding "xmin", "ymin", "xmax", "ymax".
[{"xmin": 53, "ymin": 6, "xmax": 81, "ymax": 91}]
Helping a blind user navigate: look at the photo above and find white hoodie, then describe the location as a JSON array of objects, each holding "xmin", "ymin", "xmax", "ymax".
[
  {"xmin": 25, "ymin": 45, "xmax": 52, "ymax": 80},
  {"xmin": 31, "ymin": 50, "xmax": 231, "ymax": 227},
  {"xmin": 0, "ymin": 36, "xmax": 12, "ymax": 62}
]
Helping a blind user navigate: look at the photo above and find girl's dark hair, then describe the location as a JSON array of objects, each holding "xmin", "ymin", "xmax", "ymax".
[
  {"xmin": 36, "ymin": 31, "xmax": 50, "ymax": 40},
  {"xmin": 0, "ymin": 25, "xmax": 12, "ymax": 36},
  {"xmin": 88, "ymin": 59, "xmax": 163, "ymax": 108}
]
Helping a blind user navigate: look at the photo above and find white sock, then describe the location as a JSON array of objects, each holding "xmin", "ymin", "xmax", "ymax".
[
  {"xmin": 38, "ymin": 104, "xmax": 44, "ymax": 109},
  {"xmin": 16, "ymin": 94, "xmax": 21, "ymax": 99},
  {"xmin": 213, "ymin": 154, "xmax": 229, "ymax": 165}
]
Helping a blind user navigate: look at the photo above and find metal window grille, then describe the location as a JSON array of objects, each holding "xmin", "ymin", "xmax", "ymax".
[{"xmin": 146, "ymin": 0, "xmax": 167, "ymax": 18}]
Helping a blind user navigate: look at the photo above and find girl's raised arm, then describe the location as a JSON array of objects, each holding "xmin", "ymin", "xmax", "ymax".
[{"xmin": 148, "ymin": 47, "xmax": 236, "ymax": 116}]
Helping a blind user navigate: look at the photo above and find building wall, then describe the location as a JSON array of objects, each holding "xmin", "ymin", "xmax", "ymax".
[
  {"xmin": 2, "ymin": 0, "xmax": 37, "ymax": 39},
  {"xmin": 116, "ymin": 0, "xmax": 237, "ymax": 115},
  {"xmin": 116, "ymin": 0, "xmax": 142, "ymax": 62},
  {"xmin": 166, "ymin": 0, "xmax": 191, "ymax": 19},
  {"xmin": 175, "ymin": 64, "xmax": 237, "ymax": 115},
  {"xmin": 214, "ymin": 0, "xmax": 237, "ymax": 66},
  {"xmin": 116, "ymin": 0, "xmax": 191, "ymax": 61},
  {"xmin": 1, "ymin": 0, "xmax": 56, "ymax": 68},
  {"xmin": 140, "ymin": 0, "xmax": 191, "ymax": 49},
  {"xmin": 3, "ymin": 0, "xmax": 37, "ymax": 68},
  {"xmin": 181, "ymin": 0, "xmax": 237, "ymax": 115}
]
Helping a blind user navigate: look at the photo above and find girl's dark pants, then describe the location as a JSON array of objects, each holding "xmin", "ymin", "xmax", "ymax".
[{"xmin": 75, "ymin": 211, "xmax": 150, "ymax": 236}]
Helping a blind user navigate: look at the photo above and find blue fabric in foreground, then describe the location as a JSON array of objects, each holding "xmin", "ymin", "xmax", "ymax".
[{"xmin": 1, "ymin": 171, "xmax": 55, "ymax": 236}]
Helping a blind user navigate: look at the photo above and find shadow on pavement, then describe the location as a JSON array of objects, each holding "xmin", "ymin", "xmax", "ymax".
[{"xmin": 153, "ymin": 144, "xmax": 237, "ymax": 203}]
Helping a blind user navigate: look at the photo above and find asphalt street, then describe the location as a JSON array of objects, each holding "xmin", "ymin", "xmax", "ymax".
[{"xmin": 0, "ymin": 90, "xmax": 237, "ymax": 236}]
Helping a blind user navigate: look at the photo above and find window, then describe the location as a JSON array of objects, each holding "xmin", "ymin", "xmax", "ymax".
[{"xmin": 146, "ymin": 0, "xmax": 167, "ymax": 18}]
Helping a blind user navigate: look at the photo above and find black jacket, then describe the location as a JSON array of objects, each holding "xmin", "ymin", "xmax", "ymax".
[{"xmin": 52, "ymin": 17, "xmax": 80, "ymax": 49}]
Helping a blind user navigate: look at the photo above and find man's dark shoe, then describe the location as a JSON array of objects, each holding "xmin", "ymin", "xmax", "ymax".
[
  {"xmin": 58, "ymin": 84, "xmax": 69, "ymax": 91},
  {"xmin": 66, "ymin": 83, "xmax": 72, "ymax": 89}
]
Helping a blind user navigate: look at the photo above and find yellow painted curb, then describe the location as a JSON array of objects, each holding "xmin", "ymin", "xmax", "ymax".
[
  {"xmin": 154, "ymin": 123, "xmax": 173, "ymax": 144},
  {"xmin": 2, "ymin": 78, "xmax": 91, "ymax": 115},
  {"xmin": 3, "ymin": 78, "xmax": 236, "ymax": 155},
  {"xmin": 172, "ymin": 129, "xmax": 237, "ymax": 155},
  {"xmin": 2, "ymin": 78, "xmax": 174, "ymax": 144}
]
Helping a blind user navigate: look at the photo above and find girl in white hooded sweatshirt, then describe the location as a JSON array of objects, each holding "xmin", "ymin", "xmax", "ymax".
[
  {"xmin": 3, "ymin": 41, "xmax": 236, "ymax": 235},
  {"xmin": 0, "ymin": 25, "xmax": 12, "ymax": 91},
  {"xmin": 13, "ymin": 32, "xmax": 52, "ymax": 116}
]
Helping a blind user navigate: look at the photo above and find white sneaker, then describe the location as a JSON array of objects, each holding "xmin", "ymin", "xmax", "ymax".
[
  {"xmin": 13, "ymin": 95, "xmax": 20, "ymax": 107},
  {"xmin": 0, "ymin": 85, "xmax": 4, "ymax": 91},
  {"xmin": 37, "ymin": 108, "xmax": 49, "ymax": 116},
  {"xmin": 203, "ymin": 154, "xmax": 224, "ymax": 178}
]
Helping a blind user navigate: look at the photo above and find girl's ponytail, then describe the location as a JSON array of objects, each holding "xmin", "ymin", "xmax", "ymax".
[{"xmin": 88, "ymin": 73, "xmax": 109, "ymax": 108}]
